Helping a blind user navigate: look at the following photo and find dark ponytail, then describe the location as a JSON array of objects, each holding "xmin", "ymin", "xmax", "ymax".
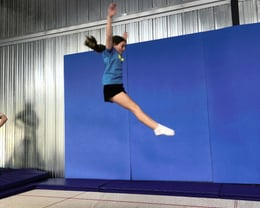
[{"xmin": 84, "ymin": 36, "xmax": 106, "ymax": 53}]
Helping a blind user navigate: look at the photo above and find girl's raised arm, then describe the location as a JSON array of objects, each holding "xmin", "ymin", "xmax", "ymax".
[{"xmin": 106, "ymin": 3, "xmax": 117, "ymax": 50}]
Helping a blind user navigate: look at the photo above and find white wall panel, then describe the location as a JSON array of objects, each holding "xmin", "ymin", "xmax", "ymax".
[
  {"xmin": 126, "ymin": 0, "xmax": 139, "ymax": 15},
  {"xmin": 214, "ymin": 4, "xmax": 232, "ymax": 29},
  {"xmin": 198, "ymin": 7, "xmax": 215, "ymax": 32},
  {"xmin": 183, "ymin": 11, "xmax": 199, "ymax": 34},
  {"xmin": 126, "ymin": 22, "xmax": 140, "ymax": 44},
  {"xmin": 239, "ymin": 0, "xmax": 260, "ymax": 24},
  {"xmin": 167, "ymin": 14, "xmax": 183, "ymax": 37},
  {"xmin": 139, "ymin": 19, "xmax": 154, "ymax": 42},
  {"xmin": 153, "ymin": 16, "xmax": 168, "ymax": 39},
  {"xmin": 139, "ymin": 0, "xmax": 154, "ymax": 11}
]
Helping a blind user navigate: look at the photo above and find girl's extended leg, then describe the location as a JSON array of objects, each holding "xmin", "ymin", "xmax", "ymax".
[{"xmin": 110, "ymin": 92, "xmax": 174, "ymax": 136}]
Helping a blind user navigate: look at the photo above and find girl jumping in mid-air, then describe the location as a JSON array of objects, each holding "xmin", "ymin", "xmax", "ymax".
[{"xmin": 85, "ymin": 3, "xmax": 174, "ymax": 136}]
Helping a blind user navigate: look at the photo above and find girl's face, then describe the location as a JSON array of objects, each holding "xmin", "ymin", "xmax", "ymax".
[{"xmin": 114, "ymin": 41, "xmax": 126, "ymax": 54}]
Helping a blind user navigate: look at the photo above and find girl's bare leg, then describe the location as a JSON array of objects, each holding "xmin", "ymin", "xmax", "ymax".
[
  {"xmin": 110, "ymin": 92, "xmax": 174, "ymax": 136},
  {"xmin": 111, "ymin": 92, "xmax": 158, "ymax": 129}
]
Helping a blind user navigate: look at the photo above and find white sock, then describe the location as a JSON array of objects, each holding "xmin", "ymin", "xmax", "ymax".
[{"xmin": 154, "ymin": 124, "xmax": 175, "ymax": 136}]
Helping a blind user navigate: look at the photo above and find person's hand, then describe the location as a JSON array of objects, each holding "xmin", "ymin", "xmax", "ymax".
[
  {"xmin": 108, "ymin": 3, "xmax": 117, "ymax": 18},
  {"xmin": 123, "ymin": 32, "xmax": 128, "ymax": 40},
  {"xmin": 0, "ymin": 112, "xmax": 7, "ymax": 128}
]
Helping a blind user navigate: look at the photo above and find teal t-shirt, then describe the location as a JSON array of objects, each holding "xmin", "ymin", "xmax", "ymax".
[{"xmin": 102, "ymin": 48, "xmax": 123, "ymax": 85}]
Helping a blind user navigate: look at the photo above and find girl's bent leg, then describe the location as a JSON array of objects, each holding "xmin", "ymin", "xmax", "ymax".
[{"xmin": 110, "ymin": 92, "xmax": 174, "ymax": 136}]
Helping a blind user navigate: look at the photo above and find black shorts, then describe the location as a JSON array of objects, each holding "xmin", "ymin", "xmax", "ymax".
[{"xmin": 103, "ymin": 84, "xmax": 126, "ymax": 102}]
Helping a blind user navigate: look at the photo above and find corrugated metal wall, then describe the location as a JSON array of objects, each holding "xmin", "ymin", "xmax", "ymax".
[{"xmin": 0, "ymin": 0, "xmax": 259, "ymax": 177}]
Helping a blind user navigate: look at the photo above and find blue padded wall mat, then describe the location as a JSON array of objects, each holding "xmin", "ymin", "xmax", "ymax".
[
  {"xmin": 64, "ymin": 23, "xmax": 260, "ymax": 184},
  {"xmin": 126, "ymin": 34, "xmax": 212, "ymax": 181},
  {"xmin": 65, "ymin": 52, "xmax": 131, "ymax": 179},
  {"xmin": 203, "ymin": 24, "xmax": 260, "ymax": 183}
]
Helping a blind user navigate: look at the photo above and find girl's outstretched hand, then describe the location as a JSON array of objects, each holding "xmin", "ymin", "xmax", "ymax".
[
  {"xmin": 108, "ymin": 3, "xmax": 117, "ymax": 17},
  {"xmin": 123, "ymin": 32, "xmax": 128, "ymax": 40}
]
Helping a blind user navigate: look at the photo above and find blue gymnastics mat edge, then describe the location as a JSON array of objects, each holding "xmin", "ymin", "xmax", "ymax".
[
  {"xmin": 35, "ymin": 178, "xmax": 260, "ymax": 201},
  {"xmin": 0, "ymin": 168, "xmax": 49, "ymax": 199}
]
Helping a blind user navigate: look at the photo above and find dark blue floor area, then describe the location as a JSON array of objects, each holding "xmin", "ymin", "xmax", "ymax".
[
  {"xmin": 0, "ymin": 168, "xmax": 49, "ymax": 199},
  {"xmin": 36, "ymin": 178, "xmax": 260, "ymax": 201},
  {"xmin": 1, "ymin": 168, "xmax": 260, "ymax": 201}
]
